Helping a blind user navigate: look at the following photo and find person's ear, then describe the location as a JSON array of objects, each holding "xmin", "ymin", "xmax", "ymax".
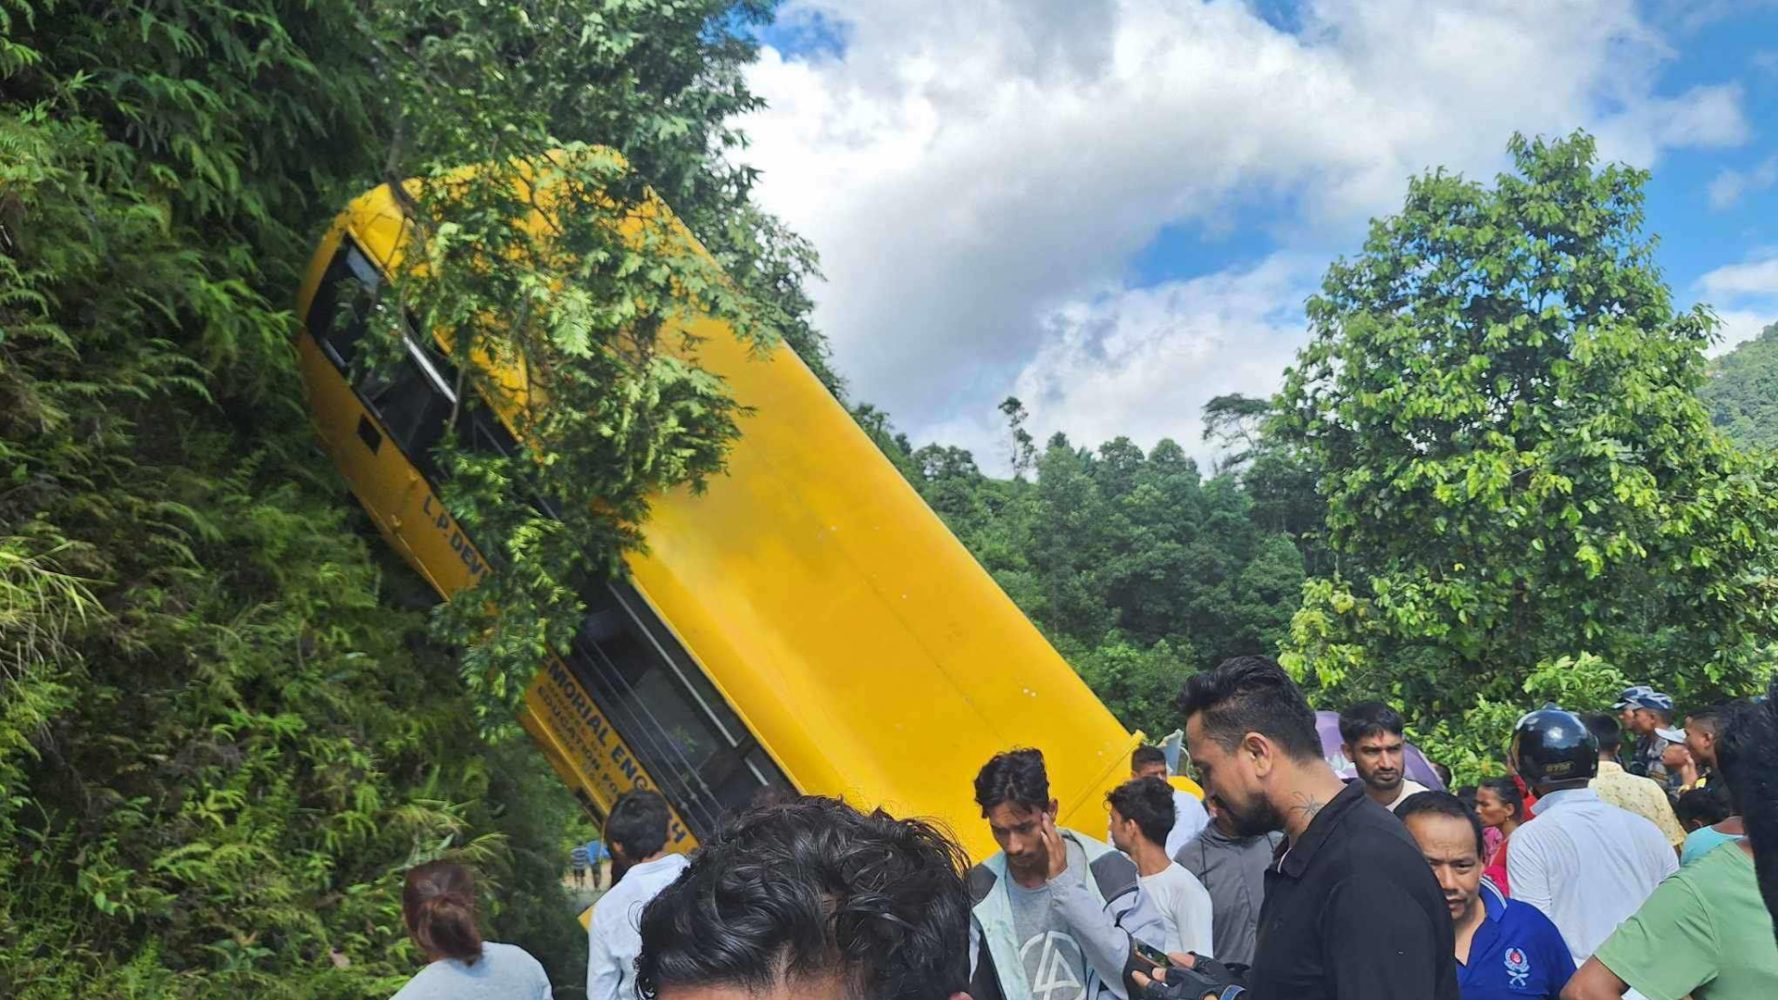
[
  {"xmin": 1243, "ymin": 732, "xmax": 1274, "ymax": 778},
  {"xmin": 1046, "ymin": 798, "xmax": 1060, "ymax": 818}
]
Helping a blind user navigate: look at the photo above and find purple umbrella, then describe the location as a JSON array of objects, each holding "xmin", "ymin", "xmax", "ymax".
[{"xmin": 1316, "ymin": 711, "xmax": 1446, "ymax": 791}]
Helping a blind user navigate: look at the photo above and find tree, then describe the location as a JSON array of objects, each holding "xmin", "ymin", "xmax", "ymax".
[
  {"xmin": 1700, "ymin": 321, "xmax": 1778, "ymax": 451},
  {"xmin": 1277, "ymin": 132, "xmax": 1778, "ymax": 715},
  {"xmin": 1202, "ymin": 393, "xmax": 1272, "ymax": 472},
  {"xmin": 1, "ymin": 0, "xmax": 823, "ymax": 993},
  {"xmin": 1202, "ymin": 394, "xmax": 1327, "ymax": 572}
]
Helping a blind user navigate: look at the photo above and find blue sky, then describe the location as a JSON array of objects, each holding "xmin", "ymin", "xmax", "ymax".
[
  {"xmin": 1641, "ymin": 4, "xmax": 1778, "ymax": 313},
  {"xmin": 741, "ymin": 1, "xmax": 1778, "ymax": 469}
]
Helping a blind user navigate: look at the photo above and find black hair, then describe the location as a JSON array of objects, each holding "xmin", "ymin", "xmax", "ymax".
[
  {"xmin": 1107, "ymin": 777, "xmax": 1176, "ymax": 846},
  {"xmin": 1674, "ymin": 785, "xmax": 1733, "ymax": 830},
  {"xmin": 635, "ymin": 796, "xmax": 971, "ymax": 1000},
  {"xmin": 1734, "ymin": 681, "xmax": 1778, "ymax": 942},
  {"xmin": 607, "ymin": 788, "xmax": 671, "ymax": 860},
  {"xmin": 1431, "ymin": 761, "xmax": 1453, "ymax": 788},
  {"xmin": 1338, "ymin": 701, "xmax": 1405, "ymax": 746},
  {"xmin": 1454, "ymin": 785, "xmax": 1478, "ymax": 809},
  {"xmin": 1583, "ymin": 712, "xmax": 1623, "ymax": 755},
  {"xmin": 1131, "ymin": 745, "xmax": 1167, "ymax": 771},
  {"xmin": 1714, "ymin": 702, "xmax": 1762, "ymax": 816},
  {"xmin": 1396, "ymin": 790, "xmax": 1486, "ymax": 856},
  {"xmin": 1176, "ymin": 656, "xmax": 1322, "ymax": 762},
  {"xmin": 974, "ymin": 748, "xmax": 1050, "ymax": 815},
  {"xmin": 1686, "ymin": 706, "xmax": 1726, "ymax": 736},
  {"xmin": 1477, "ymin": 777, "xmax": 1527, "ymax": 823}
]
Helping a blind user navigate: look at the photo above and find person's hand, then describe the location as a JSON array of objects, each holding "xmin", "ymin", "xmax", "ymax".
[
  {"xmin": 1040, "ymin": 811, "xmax": 1069, "ymax": 881},
  {"xmin": 1132, "ymin": 953, "xmax": 1244, "ymax": 1000},
  {"xmin": 1131, "ymin": 953, "xmax": 1216, "ymax": 1000}
]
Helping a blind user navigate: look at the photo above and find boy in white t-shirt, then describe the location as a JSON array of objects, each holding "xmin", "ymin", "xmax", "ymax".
[{"xmin": 1107, "ymin": 776, "xmax": 1215, "ymax": 958}]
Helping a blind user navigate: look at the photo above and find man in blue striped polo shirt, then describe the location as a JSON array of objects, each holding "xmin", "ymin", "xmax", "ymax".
[{"xmin": 1399, "ymin": 791, "xmax": 1575, "ymax": 1000}]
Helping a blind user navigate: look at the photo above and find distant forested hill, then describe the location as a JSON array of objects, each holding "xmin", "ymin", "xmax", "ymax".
[{"xmin": 1702, "ymin": 322, "xmax": 1778, "ymax": 450}]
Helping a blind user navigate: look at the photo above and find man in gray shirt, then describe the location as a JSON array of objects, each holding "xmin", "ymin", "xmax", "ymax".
[
  {"xmin": 1173, "ymin": 798, "xmax": 1281, "ymax": 968},
  {"xmin": 967, "ymin": 748, "xmax": 1169, "ymax": 1000}
]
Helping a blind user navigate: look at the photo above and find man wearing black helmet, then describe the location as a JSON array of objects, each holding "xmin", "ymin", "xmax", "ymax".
[{"xmin": 1506, "ymin": 707, "xmax": 1678, "ymax": 974}]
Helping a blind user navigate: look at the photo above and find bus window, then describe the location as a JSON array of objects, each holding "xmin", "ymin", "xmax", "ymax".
[
  {"xmin": 305, "ymin": 238, "xmax": 456, "ymax": 471},
  {"xmin": 564, "ymin": 580, "xmax": 789, "ymax": 838},
  {"xmin": 359, "ymin": 340, "xmax": 455, "ymax": 483},
  {"xmin": 459, "ymin": 404, "xmax": 519, "ymax": 458},
  {"xmin": 306, "ymin": 241, "xmax": 381, "ymax": 370}
]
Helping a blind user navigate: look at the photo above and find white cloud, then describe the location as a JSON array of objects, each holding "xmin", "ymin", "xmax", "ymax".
[
  {"xmin": 1708, "ymin": 156, "xmax": 1778, "ymax": 210},
  {"xmin": 1701, "ymin": 256, "xmax": 1778, "ymax": 298},
  {"xmin": 738, "ymin": 0, "xmax": 1750, "ymax": 462},
  {"xmin": 960, "ymin": 255, "xmax": 1316, "ymax": 466},
  {"xmin": 1698, "ymin": 252, "xmax": 1778, "ymax": 352}
]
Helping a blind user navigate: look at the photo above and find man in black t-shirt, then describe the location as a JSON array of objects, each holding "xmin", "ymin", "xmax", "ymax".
[{"xmin": 1144, "ymin": 657, "xmax": 1459, "ymax": 1000}]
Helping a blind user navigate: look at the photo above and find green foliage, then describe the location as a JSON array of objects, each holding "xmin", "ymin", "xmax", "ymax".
[
  {"xmin": 1701, "ymin": 321, "xmax": 1778, "ymax": 451},
  {"xmin": 1276, "ymin": 132, "xmax": 1778, "ymax": 720},
  {"xmin": 3, "ymin": 0, "xmax": 820, "ymax": 994},
  {"xmin": 1409, "ymin": 652, "xmax": 1630, "ymax": 786}
]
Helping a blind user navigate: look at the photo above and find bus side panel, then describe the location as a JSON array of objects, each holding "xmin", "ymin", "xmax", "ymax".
[
  {"xmin": 293, "ymin": 334, "xmax": 438, "ymax": 583},
  {"xmin": 522, "ymin": 659, "xmax": 698, "ymax": 854},
  {"xmin": 630, "ymin": 319, "xmax": 1140, "ymax": 860}
]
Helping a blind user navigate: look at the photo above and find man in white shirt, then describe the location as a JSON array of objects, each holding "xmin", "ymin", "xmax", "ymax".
[
  {"xmin": 1339, "ymin": 701, "xmax": 1430, "ymax": 811},
  {"xmin": 588, "ymin": 789, "xmax": 691, "ymax": 1000},
  {"xmin": 1114, "ymin": 745, "xmax": 1209, "ymax": 857},
  {"xmin": 1504, "ymin": 707, "xmax": 1678, "ymax": 971},
  {"xmin": 1106, "ymin": 776, "xmax": 1215, "ymax": 958}
]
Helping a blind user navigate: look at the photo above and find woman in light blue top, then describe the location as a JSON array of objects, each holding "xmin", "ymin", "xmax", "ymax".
[
  {"xmin": 1681, "ymin": 819, "xmax": 1745, "ymax": 865},
  {"xmin": 391, "ymin": 861, "xmax": 553, "ymax": 999}
]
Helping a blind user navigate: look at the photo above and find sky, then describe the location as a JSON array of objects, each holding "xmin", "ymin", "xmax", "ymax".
[{"xmin": 736, "ymin": 0, "xmax": 1778, "ymax": 471}]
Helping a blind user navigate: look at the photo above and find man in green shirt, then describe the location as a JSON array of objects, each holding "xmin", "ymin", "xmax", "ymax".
[{"xmin": 1562, "ymin": 701, "xmax": 1778, "ymax": 1000}]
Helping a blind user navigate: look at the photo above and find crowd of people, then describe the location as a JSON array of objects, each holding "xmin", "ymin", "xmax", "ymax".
[{"xmin": 387, "ymin": 658, "xmax": 1778, "ymax": 1000}]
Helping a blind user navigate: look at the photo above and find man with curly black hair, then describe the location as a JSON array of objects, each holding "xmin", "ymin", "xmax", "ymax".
[{"xmin": 634, "ymin": 795, "xmax": 973, "ymax": 1000}]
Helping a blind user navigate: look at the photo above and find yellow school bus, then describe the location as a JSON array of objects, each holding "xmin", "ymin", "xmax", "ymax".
[{"xmin": 293, "ymin": 155, "xmax": 1151, "ymax": 861}]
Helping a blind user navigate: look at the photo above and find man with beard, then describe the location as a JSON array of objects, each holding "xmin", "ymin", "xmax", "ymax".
[
  {"xmin": 1153, "ymin": 656, "xmax": 1459, "ymax": 1000},
  {"xmin": 1339, "ymin": 702, "xmax": 1429, "ymax": 811}
]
